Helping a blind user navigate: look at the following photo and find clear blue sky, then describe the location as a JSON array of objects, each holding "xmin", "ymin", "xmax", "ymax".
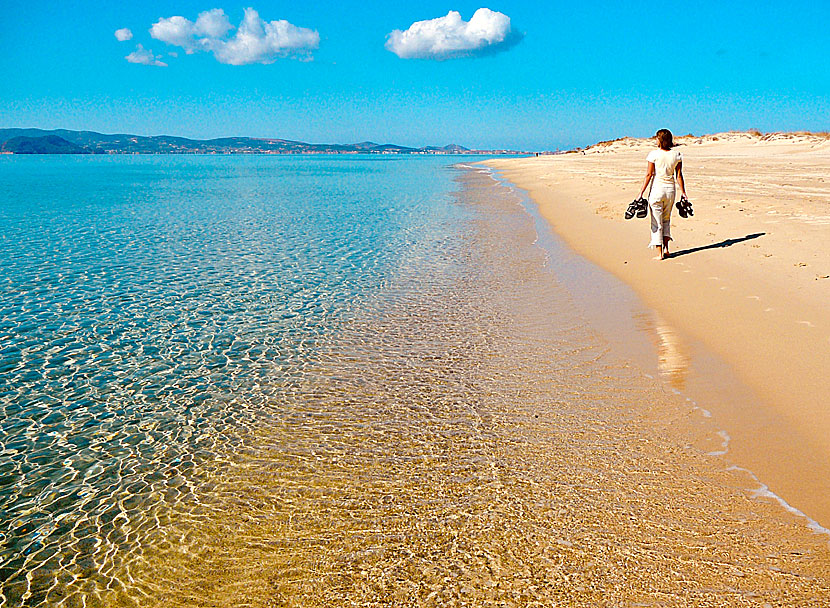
[{"xmin": 1, "ymin": 0, "xmax": 827, "ymax": 150}]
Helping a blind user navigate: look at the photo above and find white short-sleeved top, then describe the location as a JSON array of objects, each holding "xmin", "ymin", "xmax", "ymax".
[{"xmin": 646, "ymin": 148, "xmax": 682, "ymax": 185}]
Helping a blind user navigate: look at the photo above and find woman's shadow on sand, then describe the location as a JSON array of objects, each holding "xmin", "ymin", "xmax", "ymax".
[{"xmin": 670, "ymin": 232, "xmax": 765, "ymax": 258}]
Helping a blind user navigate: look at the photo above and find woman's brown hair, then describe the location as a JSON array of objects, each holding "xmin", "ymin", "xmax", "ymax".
[{"xmin": 656, "ymin": 129, "xmax": 674, "ymax": 150}]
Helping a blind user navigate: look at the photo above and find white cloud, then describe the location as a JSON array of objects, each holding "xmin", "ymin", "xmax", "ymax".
[
  {"xmin": 149, "ymin": 7, "xmax": 319, "ymax": 65},
  {"xmin": 386, "ymin": 8, "xmax": 521, "ymax": 60},
  {"xmin": 210, "ymin": 8, "xmax": 320, "ymax": 65},
  {"xmin": 125, "ymin": 44, "xmax": 167, "ymax": 67},
  {"xmin": 150, "ymin": 15, "xmax": 199, "ymax": 52},
  {"xmin": 195, "ymin": 8, "xmax": 233, "ymax": 38},
  {"xmin": 114, "ymin": 28, "xmax": 133, "ymax": 42}
]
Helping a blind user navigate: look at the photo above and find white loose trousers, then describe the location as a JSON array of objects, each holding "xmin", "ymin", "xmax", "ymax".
[{"xmin": 648, "ymin": 183, "xmax": 675, "ymax": 247}]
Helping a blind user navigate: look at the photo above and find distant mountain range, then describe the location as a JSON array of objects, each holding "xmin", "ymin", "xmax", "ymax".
[{"xmin": 0, "ymin": 128, "xmax": 524, "ymax": 155}]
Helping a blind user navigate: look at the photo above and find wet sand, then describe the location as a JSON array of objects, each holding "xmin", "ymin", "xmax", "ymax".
[
  {"xmin": 485, "ymin": 131, "xmax": 830, "ymax": 532},
  {"xmin": 117, "ymin": 167, "xmax": 830, "ymax": 607}
]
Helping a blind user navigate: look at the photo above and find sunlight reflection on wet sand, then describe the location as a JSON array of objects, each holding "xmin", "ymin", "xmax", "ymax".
[{"xmin": 634, "ymin": 312, "xmax": 691, "ymax": 390}]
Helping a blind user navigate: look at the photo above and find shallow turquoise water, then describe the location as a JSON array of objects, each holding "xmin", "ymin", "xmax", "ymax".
[{"xmin": 0, "ymin": 155, "xmax": 484, "ymax": 605}]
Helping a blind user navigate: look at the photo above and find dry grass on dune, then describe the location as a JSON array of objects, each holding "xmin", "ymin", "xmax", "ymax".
[{"xmin": 575, "ymin": 130, "xmax": 830, "ymax": 155}]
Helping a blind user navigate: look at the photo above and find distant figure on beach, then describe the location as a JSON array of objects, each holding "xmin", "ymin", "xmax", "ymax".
[{"xmin": 637, "ymin": 129, "xmax": 687, "ymax": 260}]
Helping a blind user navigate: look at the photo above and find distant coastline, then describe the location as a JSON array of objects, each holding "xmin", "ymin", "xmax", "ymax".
[{"xmin": 0, "ymin": 128, "xmax": 530, "ymax": 156}]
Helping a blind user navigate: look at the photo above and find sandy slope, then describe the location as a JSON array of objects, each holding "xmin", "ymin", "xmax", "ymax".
[{"xmin": 486, "ymin": 132, "xmax": 830, "ymax": 527}]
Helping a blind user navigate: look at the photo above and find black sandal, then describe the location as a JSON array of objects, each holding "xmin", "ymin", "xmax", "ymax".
[
  {"xmin": 626, "ymin": 197, "xmax": 649, "ymax": 220},
  {"xmin": 625, "ymin": 199, "xmax": 639, "ymax": 220},
  {"xmin": 676, "ymin": 196, "xmax": 693, "ymax": 218}
]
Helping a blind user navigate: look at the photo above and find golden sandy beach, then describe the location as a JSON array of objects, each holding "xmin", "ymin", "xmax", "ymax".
[
  {"xmin": 115, "ymin": 167, "xmax": 830, "ymax": 607},
  {"xmin": 486, "ymin": 132, "xmax": 830, "ymax": 530}
]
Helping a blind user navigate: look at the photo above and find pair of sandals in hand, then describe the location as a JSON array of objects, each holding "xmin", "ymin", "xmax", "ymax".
[
  {"xmin": 676, "ymin": 195, "xmax": 694, "ymax": 218},
  {"xmin": 624, "ymin": 195, "xmax": 693, "ymax": 220},
  {"xmin": 624, "ymin": 197, "xmax": 648, "ymax": 219}
]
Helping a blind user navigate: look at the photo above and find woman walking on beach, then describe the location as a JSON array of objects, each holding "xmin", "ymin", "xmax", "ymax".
[{"xmin": 637, "ymin": 129, "xmax": 687, "ymax": 259}]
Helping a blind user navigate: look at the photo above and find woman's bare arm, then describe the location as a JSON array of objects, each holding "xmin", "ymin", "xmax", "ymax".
[
  {"xmin": 675, "ymin": 161, "xmax": 687, "ymax": 197},
  {"xmin": 638, "ymin": 162, "xmax": 655, "ymax": 198}
]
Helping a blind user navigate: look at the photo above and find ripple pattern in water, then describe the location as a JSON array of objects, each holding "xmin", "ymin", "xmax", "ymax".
[
  {"xmin": 120, "ymin": 168, "xmax": 830, "ymax": 606},
  {"xmin": 2, "ymin": 157, "xmax": 830, "ymax": 607},
  {"xmin": 0, "ymin": 155, "xmax": 470, "ymax": 606}
]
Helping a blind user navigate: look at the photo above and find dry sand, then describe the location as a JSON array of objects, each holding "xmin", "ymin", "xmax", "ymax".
[{"xmin": 486, "ymin": 132, "xmax": 830, "ymax": 529}]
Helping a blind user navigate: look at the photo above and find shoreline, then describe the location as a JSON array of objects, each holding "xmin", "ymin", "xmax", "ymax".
[{"xmin": 484, "ymin": 132, "xmax": 830, "ymax": 530}]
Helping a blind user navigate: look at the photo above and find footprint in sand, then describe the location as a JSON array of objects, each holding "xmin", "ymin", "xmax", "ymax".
[
  {"xmin": 747, "ymin": 295, "xmax": 760, "ymax": 300},
  {"xmin": 798, "ymin": 320, "xmax": 815, "ymax": 328}
]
